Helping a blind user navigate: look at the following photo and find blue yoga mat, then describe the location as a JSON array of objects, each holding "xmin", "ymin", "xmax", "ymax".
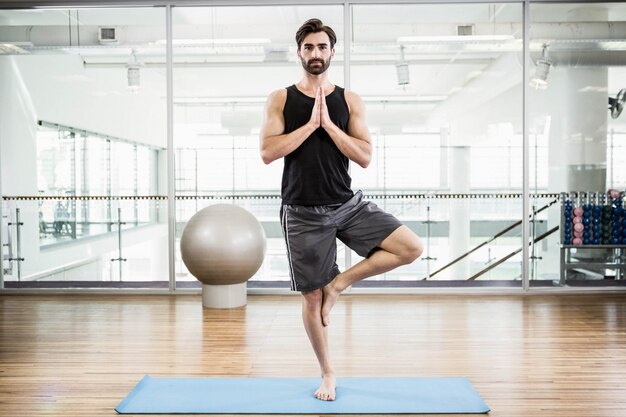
[{"xmin": 116, "ymin": 375, "xmax": 489, "ymax": 414}]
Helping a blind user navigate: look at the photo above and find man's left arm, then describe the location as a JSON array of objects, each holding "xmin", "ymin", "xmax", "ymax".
[{"xmin": 321, "ymin": 89, "xmax": 372, "ymax": 169}]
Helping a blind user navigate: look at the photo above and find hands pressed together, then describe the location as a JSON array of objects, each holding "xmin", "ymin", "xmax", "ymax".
[{"xmin": 309, "ymin": 86, "xmax": 335, "ymax": 131}]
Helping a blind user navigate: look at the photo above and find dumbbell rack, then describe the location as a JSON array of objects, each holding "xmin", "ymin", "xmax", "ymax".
[{"xmin": 559, "ymin": 191, "xmax": 626, "ymax": 285}]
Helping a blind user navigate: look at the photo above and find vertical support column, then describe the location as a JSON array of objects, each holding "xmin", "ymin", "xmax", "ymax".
[
  {"xmin": 440, "ymin": 127, "xmax": 449, "ymax": 189},
  {"xmin": 523, "ymin": 0, "xmax": 530, "ymax": 290},
  {"xmin": 133, "ymin": 145, "xmax": 138, "ymax": 225},
  {"xmin": 448, "ymin": 146, "xmax": 471, "ymax": 280},
  {"xmin": 106, "ymin": 139, "xmax": 112, "ymax": 233},
  {"xmin": 544, "ymin": 67, "xmax": 608, "ymax": 195},
  {"xmin": 166, "ymin": 4, "xmax": 176, "ymax": 292},
  {"xmin": 546, "ymin": 68, "xmax": 608, "ymax": 284},
  {"xmin": 343, "ymin": 2, "xmax": 351, "ymax": 90},
  {"xmin": 70, "ymin": 133, "xmax": 77, "ymax": 239},
  {"xmin": 344, "ymin": 2, "xmax": 352, "ymax": 273},
  {"xmin": 81, "ymin": 134, "xmax": 89, "ymax": 235}
]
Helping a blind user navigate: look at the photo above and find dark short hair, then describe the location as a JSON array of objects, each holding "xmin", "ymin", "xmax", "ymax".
[{"xmin": 295, "ymin": 18, "xmax": 337, "ymax": 49}]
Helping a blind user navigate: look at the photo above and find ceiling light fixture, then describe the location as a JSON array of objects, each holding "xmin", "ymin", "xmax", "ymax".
[
  {"xmin": 126, "ymin": 49, "xmax": 143, "ymax": 92},
  {"xmin": 396, "ymin": 45, "xmax": 410, "ymax": 86},
  {"xmin": 530, "ymin": 43, "xmax": 552, "ymax": 90}
]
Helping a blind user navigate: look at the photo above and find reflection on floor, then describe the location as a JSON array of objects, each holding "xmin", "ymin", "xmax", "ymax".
[{"xmin": 1, "ymin": 294, "xmax": 626, "ymax": 417}]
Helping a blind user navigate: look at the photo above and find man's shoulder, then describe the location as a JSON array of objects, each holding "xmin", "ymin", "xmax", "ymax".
[
  {"xmin": 343, "ymin": 88, "xmax": 362, "ymax": 101},
  {"xmin": 266, "ymin": 88, "xmax": 288, "ymax": 109},
  {"xmin": 342, "ymin": 89, "xmax": 364, "ymax": 113}
]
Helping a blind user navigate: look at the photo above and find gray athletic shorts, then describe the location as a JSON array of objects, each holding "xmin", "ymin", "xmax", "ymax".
[{"xmin": 280, "ymin": 190, "xmax": 403, "ymax": 292}]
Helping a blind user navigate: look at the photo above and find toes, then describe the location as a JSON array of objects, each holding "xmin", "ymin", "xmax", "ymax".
[{"xmin": 315, "ymin": 391, "xmax": 335, "ymax": 401}]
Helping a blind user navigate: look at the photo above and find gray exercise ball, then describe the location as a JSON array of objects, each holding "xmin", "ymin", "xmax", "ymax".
[{"xmin": 180, "ymin": 204, "xmax": 266, "ymax": 285}]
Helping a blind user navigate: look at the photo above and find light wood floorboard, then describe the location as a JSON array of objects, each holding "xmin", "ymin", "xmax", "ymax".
[{"xmin": 1, "ymin": 294, "xmax": 625, "ymax": 416}]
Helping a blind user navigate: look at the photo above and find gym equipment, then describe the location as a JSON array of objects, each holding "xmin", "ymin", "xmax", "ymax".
[
  {"xmin": 561, "ymin": 191, "xmax": 626, "ymax": 248},
  {"xmin": 608, "ymin": 88, "xmax": 626, "ymax": 119},
  {"xmin": 609, "ymin": 189, "xmax": 621, "ymax": 199},
  {"xmin": 180, "ymin": 204, "xmax": 266, "ymax": 308},
  {"xmin": 115, "ymin": 375, "xmax": 490, "ymax": 414}
]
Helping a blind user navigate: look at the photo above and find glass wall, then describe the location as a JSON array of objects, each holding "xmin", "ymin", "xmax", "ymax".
[
  {"xmin": 2, "ymin": 1, "xmax": 625, "ymax": 291},
  {"xmin": 36, "ymin": 123, "xmax": 159, "ymax": 245},
  {"xmin": 172, "ymin": 6, "xmax": 344, "ymax": 287},
  {"xmin": 350, "ymin": 3, "xmax": 524, "ymax": 285},
  {"xmin": 529, "ymin": 2, "xmax": 626, "ymax": 287},
  {"xmin": 0, "ymin": 8, "xmax": 168, "ymax": 286}
]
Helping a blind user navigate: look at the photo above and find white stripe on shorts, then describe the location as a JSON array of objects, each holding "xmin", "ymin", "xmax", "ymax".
[{"xmin": 282, "ymin": 205, "xmax": 297, "ymax": 291}]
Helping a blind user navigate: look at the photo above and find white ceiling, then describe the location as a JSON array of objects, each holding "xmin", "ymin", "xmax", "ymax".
[{"xmin": 2, "ymin": 3, "xmax": 626, "ymax": 26}]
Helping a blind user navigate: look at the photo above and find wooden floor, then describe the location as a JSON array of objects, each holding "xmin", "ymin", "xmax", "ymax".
[{"xmin": 1, "ymin": 293, "xmax": 626, "ymax": 417}]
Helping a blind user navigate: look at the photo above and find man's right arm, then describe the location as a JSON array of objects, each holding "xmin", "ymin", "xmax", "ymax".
[{"xmin": 259, "ymin": 88, "xmax": 319, "ymax": 165}]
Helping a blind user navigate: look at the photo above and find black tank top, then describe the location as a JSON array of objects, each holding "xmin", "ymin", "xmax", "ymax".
[{"xmin": 281, "ymin": 85, "xmax": 354, "ymax": 205}]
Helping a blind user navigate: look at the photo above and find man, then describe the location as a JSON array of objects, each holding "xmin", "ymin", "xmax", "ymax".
[{"xmin": 259, "ymin": 18, "xmax": 423, "ymax": 401}]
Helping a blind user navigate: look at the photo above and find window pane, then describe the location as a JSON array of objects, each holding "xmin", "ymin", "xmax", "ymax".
[
  {"xmin": 2, "ymin": 7, "xmax": 167, "ymax": 285},
  {"xmin": 173, "ymin": 5, "xmax": 344, "ymax": 285},
  {"xmin": 529, "ymin": 2, "xmax": 626, "ymax": 287},
  {"xmin": 352, "ymin": 3, "xmax": 524, "ymax": 285}
]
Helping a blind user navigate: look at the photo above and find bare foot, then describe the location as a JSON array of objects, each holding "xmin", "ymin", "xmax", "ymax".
[
  {"xmin": 321, "ymin": 279, "xmax": 341, "ymax": 327},
  {"xmin": 314, "ymin": 374, "xmax": 336, "ymax": 401}
]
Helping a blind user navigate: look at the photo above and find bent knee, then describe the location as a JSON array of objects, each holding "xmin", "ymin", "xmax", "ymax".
[{"xmin": 400, "ymin": 237, "xmax": 424, "ymax": 264}]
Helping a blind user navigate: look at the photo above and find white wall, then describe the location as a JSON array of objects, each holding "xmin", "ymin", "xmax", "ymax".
[
  {"xmin": 0, "ymin": 57, "xmax": 41, "ymax": 278},
  {"xmin": 0, "ymin": 54, "xmax": 168, "ymax": 280},
  {"xmin": 14, "ymin": 54, "xmax": 166, "ymax": 149},
  {"xmin": 0, "ymin": 57, "xmax": 38, "ymax": 196},
  {"xmin": 35, "ymin": 223, "xmax": 168, "ymax": 281}
]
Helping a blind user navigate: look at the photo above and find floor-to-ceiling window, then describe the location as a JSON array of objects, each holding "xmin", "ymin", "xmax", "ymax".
[
  {"xmin": 350, "ymin": 3, "xmax": 525, "ymax": 286},
  {"xmin": 529, "ymin": 2, "xmax": 626, "ymax": 288},
  {"xmin": 0, "ymin": 7, "xmax": 168, "ymax": 284},
  {"xmin": 172, "ymin": 5, "xmax": 344, "ymax": 288},
  {"xmin": 2, "ymin": 1, "xmax": 625, "ymax": 291}
]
